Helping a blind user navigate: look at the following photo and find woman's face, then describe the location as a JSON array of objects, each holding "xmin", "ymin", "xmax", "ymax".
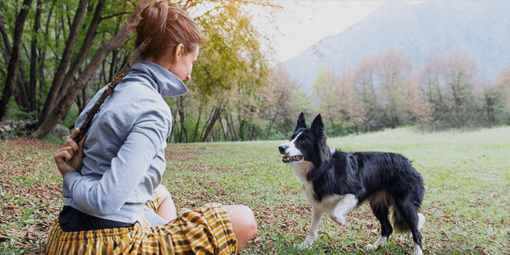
[{"xmin": 167, "ymin": 46, "xmax": 199, "ymax": 81}]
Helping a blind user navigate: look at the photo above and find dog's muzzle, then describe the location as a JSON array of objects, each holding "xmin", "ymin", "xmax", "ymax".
[{"xmin": 278, "ymin": 145, "xmax": 304, "ymax": 164}]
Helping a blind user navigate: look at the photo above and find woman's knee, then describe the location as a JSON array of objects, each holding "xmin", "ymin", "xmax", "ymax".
[
  {"xmin": 239, "ymin": 205, "xmax": 257, "ymax": 237},
  {"xmin": 225, "ymin": 205, "xmax": 257, "ymax": 245}
]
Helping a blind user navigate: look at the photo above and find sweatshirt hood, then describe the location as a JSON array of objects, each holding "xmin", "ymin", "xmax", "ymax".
[{"xmin": 128, "ymin": 61, "xmax": 188, "ymax": 98}]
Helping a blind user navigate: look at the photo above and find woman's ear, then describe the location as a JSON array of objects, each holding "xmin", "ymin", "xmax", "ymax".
[{"xmin": 174, "ymin": 44, "xmax": 185, "ymax": 60}]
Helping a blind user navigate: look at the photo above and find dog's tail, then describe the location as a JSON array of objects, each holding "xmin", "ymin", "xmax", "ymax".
[
  {"xmin": 370, "ymin": 190, "xmax": 425, "ymax": 233},
  {"xmin": 392, "ymin": 205, "xmax": 425, "ymax": 233}
]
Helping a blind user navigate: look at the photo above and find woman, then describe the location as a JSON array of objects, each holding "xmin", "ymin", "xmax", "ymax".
[{"xmin": 47, "ymin": 2, "xmax": 256, "ymax": 254}]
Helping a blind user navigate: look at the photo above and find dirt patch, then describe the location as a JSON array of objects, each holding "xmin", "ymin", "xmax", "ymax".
[{"xmin": 5, "ymin": 137, "xmax": 59, "ymax": 151}]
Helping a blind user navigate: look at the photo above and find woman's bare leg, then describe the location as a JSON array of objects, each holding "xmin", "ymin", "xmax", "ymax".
[
  {"xmin": 224, "ymin": 205, "xmax": 257, "ymax": 250},
  {"xmin": 154, "ymin": 185, "xmax": 177, "ymax": 222}
]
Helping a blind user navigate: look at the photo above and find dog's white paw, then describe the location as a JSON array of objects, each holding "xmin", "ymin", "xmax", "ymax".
[
  {"xmin": 295, "ymin": 235, "xmax": 316, "ymax": 249},
  {"xmin": 366, "ymin": 244, "xmax": 377, "ymax": 250},
  {"xmin": 413, "ymin": 244, "xmax": 423, "ymax": 255},
  {"xmin": 330, "ymin": 215, "xmax": 349, "ymax": 226},
  {"xmin": 366, "ymin": 236, "xmax": 388, "ymax": 250},
  {"xmin": 294, "ymin": 242, "xmax": 311, "ymax": 249}
]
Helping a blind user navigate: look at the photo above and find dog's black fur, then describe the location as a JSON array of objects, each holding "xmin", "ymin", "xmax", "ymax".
[{"xmin": 279, "ymin": 112, "xmax": 425, "ymax": 251}]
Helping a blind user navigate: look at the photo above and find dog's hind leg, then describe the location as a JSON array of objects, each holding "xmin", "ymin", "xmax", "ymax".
[
  {"xmin": 394, "ymin": 198, "xmax": 424, "ymax": 255},
  {"xmin": 366, "ymin": 197, "xmax": 392, "ymax": 250},
  {"xmin": 330, "ymin": 194, "xmax": 357, "ymax": 226},
  {"xmin": 300, "ymin": 207, "xmax": 323, "ymax": 248}
]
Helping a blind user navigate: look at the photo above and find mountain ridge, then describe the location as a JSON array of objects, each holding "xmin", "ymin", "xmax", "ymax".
[{"xmin": 283, "ymin": 0, "xmax": 510, "ymax": 90}]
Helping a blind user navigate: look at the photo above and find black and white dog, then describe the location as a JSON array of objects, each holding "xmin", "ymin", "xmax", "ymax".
[{"xmin": 279, "ymin": 113, "xmax": 425, "ymax": 255}]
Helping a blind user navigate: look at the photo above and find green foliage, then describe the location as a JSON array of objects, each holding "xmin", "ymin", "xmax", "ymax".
[
  {"xmin": 6, "ymin": 99, "xmax": 33, "ymax": 121},
  {"xmin": 39, "ymin": 133, "xmax": 65, "ymax": 145},
  {"xmin": 60, "ymin": 104, "xmax": 80, "ymax": 129}
]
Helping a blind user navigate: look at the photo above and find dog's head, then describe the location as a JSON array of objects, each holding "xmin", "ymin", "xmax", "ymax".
[{"xmin": 278, "ymin": 112, "xmax": 329, "ymax": 166}]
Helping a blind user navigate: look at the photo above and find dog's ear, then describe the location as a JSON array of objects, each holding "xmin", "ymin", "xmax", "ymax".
[
  {"xmin": 311, "ymin": 114, "xmax": 330, "ymax": 162},
  {"xmin": 311, "ymin": 114, "xmax": 324, "ymax": 132},
  {"xmin": 295, "ymin": 112, "xmax": 307, "ymax": 131}
]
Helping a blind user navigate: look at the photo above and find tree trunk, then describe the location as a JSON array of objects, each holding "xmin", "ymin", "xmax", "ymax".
[
  {"xmin": 38, "ymin": 0, "xmax": 88, "ymax": 124},
  {"xmin": 219, "ymin": 115, "xmax": 227, "ymax": 141},
  {"xmin": 37, "ymin": 0, "xmax": 55, "ymax": 116},
  {"xmin": 31, "ymin": 0, "xmax": 148, "ymax": 138},
  {"xmin": 201, "ymin": 100, "xmax": 225, "ymax": 142},
  {"xmin": 168, "ymin": 112, "xmax": 176, "ymax": 143},
  {"xmin": 266, "ymin": 110, "xmax": 278, "ymax": 140},
  {"xmin": 177, "ymin": 96, "xmax": 188, "ymax": 143},
  {"xmin": 1, "ymin": 0, "xmax": 34, "ymax": 119},
  {"xmin": 29, "ymin": 0, "xmax": 43, "ymax": 116},
  {"xmin": 228, "ymin": 111, "xmax": 238, "ymax": 141},
  {"xmin": 39, "ymin": 0, "xmax": 88, "ymax": 126},
  {"xmin": 57, "ymin": 0, "xmax": 105, "ymax": 103},
  {"xmin": 193, "ymin": 104, "xmax": 202, "ymax": 142}
]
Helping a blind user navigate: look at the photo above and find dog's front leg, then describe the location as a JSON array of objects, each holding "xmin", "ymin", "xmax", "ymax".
[{"xmin": 301, "ymin": 207, "xmax": 323, "ymax": 247}]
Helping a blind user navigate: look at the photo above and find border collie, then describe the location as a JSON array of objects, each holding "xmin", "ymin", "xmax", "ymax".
[{"xmin": 279, "ymin": 113, "xmax": 425, "ymax": 255}]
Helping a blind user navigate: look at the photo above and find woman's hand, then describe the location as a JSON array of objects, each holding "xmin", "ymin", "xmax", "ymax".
[{"xmin": 54, "ymin": 128, "xmax": 85, "ymax": 178}]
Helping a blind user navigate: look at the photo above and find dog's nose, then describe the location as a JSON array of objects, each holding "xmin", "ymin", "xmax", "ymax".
[{"xmin": 278, "ymin": 145, "xmax": 288, "ymax": 155}]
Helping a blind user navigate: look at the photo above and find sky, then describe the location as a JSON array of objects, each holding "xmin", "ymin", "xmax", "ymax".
[{"xmin": 254, "ymin": 1, "xmax": 425, "ymax": 63}]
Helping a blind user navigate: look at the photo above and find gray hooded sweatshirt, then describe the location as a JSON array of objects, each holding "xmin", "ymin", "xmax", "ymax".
[{"xmin": 63, "ymin": 61, "xmax": 188, "ymax": 226}]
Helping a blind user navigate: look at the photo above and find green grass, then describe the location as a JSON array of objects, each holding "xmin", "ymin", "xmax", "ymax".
[
  {"xmin": 1, "ymin": 127, "xmax": 509, "ymax": 254},
  {"xmin": 163, "ymin": 127, "xmax": 510, "ymax": 254}
]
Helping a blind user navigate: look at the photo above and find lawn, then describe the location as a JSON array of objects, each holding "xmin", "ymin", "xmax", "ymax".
[{"xmin": 1, "ymin": 127, "xmax": 509, "ymax": 254}]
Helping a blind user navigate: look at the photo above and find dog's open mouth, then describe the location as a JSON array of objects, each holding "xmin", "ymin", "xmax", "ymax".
[{"xmin": 282, "ymin": 155, "xmax": 304, "ymax": 163}]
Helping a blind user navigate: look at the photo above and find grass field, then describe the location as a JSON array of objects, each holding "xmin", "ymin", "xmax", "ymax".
[{"xmin": 1, "ymin": 127, "xmax": 509, "ymax": 254}]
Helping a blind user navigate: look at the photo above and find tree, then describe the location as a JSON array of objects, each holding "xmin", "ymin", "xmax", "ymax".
[
  {"xmin": 31, "ymin": 0, "xmax": 148, "ymax": 138},
  {"xmin": 441, "ymin": 50, "xmax": 478, "ymax": 128},
  {"xmin": 310, "ymin": 63, "xmax": 341, "ymax": 136},
  {"xmin": 335, "ymin": 66, "xmax": 366, "ymax": 135},
  {"xmin": 1, "ymin": 0, "xmax": 34, "ymax": 119},
  {"xmin": 376, "ymin": 47, "xmax": 411, "ymax": 128},
  {"xmin": 0, "ymin": 0, "xmax": 280, "ymax": 140},
  {"xmin": 403, "ymin": 75, "xmax": 432, "ymax": 133},
  {"xmin": 257, "ymin": 63, "xmax": 299, "ymax": 139},
  {"xmin": 352, "ymin": 55, "xmax": 378, "ymax": 132},
  {"xmin": 496, "ymin": 66, "xmax": 510, "ymax": 114}
]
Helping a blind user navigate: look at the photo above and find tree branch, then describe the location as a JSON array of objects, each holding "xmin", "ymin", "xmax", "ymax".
[{"xmin": 101, "ymin": 11, "xmax": 131, "ymax": 21}]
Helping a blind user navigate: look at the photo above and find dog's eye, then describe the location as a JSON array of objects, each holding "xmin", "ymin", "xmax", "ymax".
[{"xmin": 301, "ymin": 140, "xmax": 306, "ymax": 144}]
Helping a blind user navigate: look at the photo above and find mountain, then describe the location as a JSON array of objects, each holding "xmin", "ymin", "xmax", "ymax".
[{"xmin": 283, "ymin": 0, "xmax": 510, "ymax": 90}]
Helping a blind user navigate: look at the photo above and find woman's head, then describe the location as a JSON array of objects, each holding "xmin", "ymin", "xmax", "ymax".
[{"xmin": 134, "ymin": 1, "xmax": 201, "ymax": 80}]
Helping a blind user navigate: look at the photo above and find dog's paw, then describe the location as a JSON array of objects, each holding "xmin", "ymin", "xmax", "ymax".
[
  {"xmin": 366, "ymin": 244, "xmax": 377, "ymax": 250},
  {"xmin": 330, "ymin": 215, "xmax": 349, "ymax": 226},
  {"xmin": 295, "ymin": 235, "xmax": 316, "ymax": 249},
  {"xmin": 294, "ymin": 242, "xmax": 311, "ymax": 250},
  {"xmin": 366, "ymin": 236, "xmax": 388, "ymax": 250},
  {"xmin": 413, "ymin": 244, "xmax": 423, "ymax": 255}
]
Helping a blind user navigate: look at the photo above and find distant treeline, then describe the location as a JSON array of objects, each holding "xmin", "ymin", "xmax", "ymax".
[
  {"xmin": 165, "ymin": 47, "xmax": 510, "ymax": 143},
  {"xmin": 303, "ymin": 48, "xmax": 510, "ymax": 136}
]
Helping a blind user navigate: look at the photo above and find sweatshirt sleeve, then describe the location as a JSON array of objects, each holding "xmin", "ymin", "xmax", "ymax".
[{"xmin": 62, "ymin": 105, "xmax": 171, "ymax": 216}]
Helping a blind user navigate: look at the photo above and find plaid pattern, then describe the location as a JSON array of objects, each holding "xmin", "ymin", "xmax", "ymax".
[
  {"xmin": 145, "ymin": 192, "xmax": 163, "ymax": 213},
  {"xmin": 46, "ymin": 193, "xmax": 237, "ymax": 255}
]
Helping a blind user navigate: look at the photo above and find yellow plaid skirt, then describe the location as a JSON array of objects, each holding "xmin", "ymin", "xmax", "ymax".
[{"xmin": 46, "ymin": 194, "xmax": 237, "ymax": 255}]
